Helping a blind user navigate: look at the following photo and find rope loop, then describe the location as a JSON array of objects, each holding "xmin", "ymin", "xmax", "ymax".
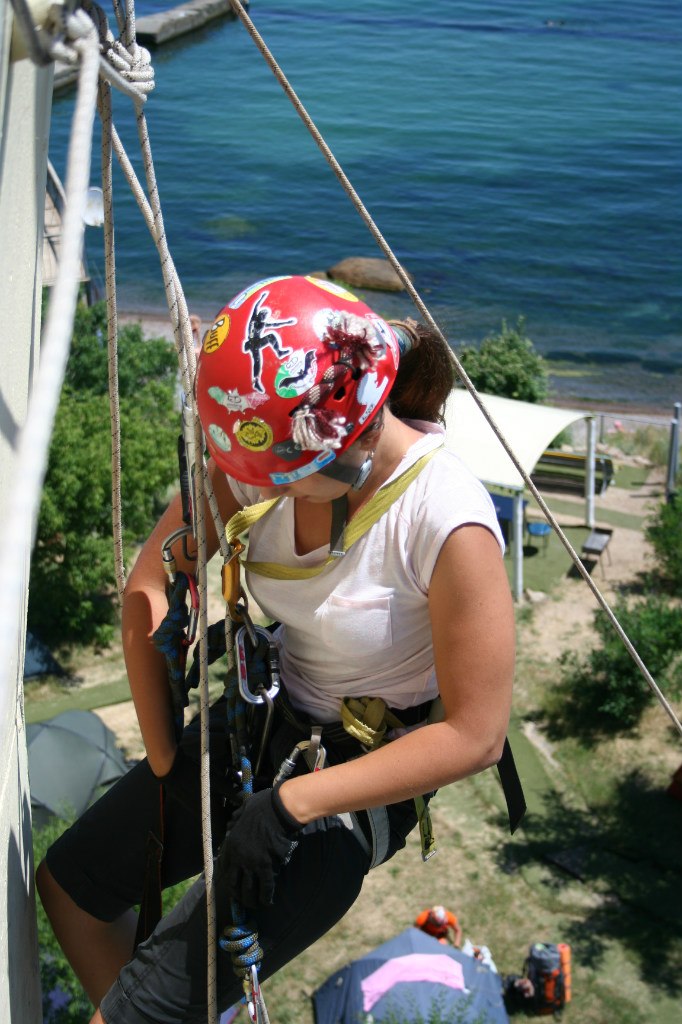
[{"xmin": 79, "ymin": 0, "xmax": 155, "ymax": 101}]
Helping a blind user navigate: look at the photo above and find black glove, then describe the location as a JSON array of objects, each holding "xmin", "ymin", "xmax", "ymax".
[
  {"xmin": 219, "ymin": 786, "xmax": 302, "ymax": 908},
  {"xmin": 160, "ymin": 747, "xmax": 241, "ymax": 820}
]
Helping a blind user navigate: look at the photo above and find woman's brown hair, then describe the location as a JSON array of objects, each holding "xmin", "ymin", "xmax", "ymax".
[{"xmin": 387, "ymin": 318, "xmax": 455, "ymax": 423}]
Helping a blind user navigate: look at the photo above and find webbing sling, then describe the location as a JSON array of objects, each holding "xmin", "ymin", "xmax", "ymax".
[{"xmin": 224, "ymin": 447, "xmax": 442, "ymax": 581}]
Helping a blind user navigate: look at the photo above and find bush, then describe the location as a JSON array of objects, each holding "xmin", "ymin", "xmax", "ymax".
[
  {"xmin": 457, "ymin": 318, "xmax": 548, "ymax": 404},
  {"xmin": 548, "ymin": 596, "xmax": 682, "ymax": 738},
  {"xmin": 645, "ymin": 498, "xmax": 682, "ymax": 590},
  {"xmin": 28, "ymin": 303, "xmax": 180, "ymax": 648},
  {"xmin": 609, "ymin": 424, "xmax": 670, "ymax": 468}
]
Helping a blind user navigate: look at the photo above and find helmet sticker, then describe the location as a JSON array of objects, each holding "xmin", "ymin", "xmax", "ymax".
[
  {"xmin": 203, "ymin": 314, "xmax": 231, "ymax": 354},
  {"xmin": 274, "ymin": 349, "xmax": 317, "ymax": 398},
  {"xmin": 243, "ymin": 292, "xmax": 297, "ymax": 394},
  {"xmin": 272, "ymin": 439, "xmax": 304, "ymax": 461},
  {"xmin": 367, "ymin": 314, "xmax": 400, "ymax": 368},
  {"xmin": 305, "ymin": 277, "xmax": 359, "ymax": 303},
  {"xmin": 208, "ymin": 423, "xmax": 232, "ymax": 451},
  {"xmin": 229, "ymin": 276, "xmax": 290, "ymax": 310},
  {"xmin": 269, "ymin": 450, "xmax": 336, "ymax": 485},
  {"xmin": 357, "ymin": 371, "xmax": 390, "ymax": 425},
  {"xmin": 208, "ymin": 385, "xmax": 269, "ymax": 413},
  {"xmin": 234, "ymin": 417, "xmax": 274, "ymax": 452}
]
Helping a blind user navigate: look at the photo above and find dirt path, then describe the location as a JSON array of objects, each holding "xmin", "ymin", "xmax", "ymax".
[{"xmin": 519, "ymin": 467, "xmax": 664, "ymax": 662}]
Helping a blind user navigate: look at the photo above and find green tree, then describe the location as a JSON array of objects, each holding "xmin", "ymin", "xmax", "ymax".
[
  {"xmin": 28, "ymin": 303, "xmax": 180, "ymax": 648},
  {"xmin": 645, "ymin": 497, "xmax": 682, "ymax": 590},
  {"xmin": 457, "ymin": 318, "xmax": 549, "ymax": 403},
  {"xmin": 548, "ymin": 597, "xmax": 682, "ymax": 738}
]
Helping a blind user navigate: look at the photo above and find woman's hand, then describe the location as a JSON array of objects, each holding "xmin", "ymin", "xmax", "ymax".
[{"xmin": 218, "ymin": 786, "xmax": 303, "ymax": 907}]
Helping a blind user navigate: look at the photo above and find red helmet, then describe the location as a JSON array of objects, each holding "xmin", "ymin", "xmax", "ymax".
[{"xmin": 195, "ymin": 275, "xmax": 400, "ymax": 486}]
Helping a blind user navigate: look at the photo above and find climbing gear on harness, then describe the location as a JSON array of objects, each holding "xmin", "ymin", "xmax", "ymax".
[
  {"xmin": 219, "ymin": 785, "xmax": 302, "ymax": 908},
  {"xmin": 195, "ymin": 275, "xmax": 400, "ymax": 487},
  {"xmin": 236, "ymin": 624, "xmax": 280, "ymax": 705},
  {"xmin": 273, "ymin": 731, "xmax": 327, "ymax": 784}
]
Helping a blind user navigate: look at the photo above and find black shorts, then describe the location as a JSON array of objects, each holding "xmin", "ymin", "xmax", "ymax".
[{"xmin": 46, "ymin": 699, "xmax": 419, "ymax": 1023}]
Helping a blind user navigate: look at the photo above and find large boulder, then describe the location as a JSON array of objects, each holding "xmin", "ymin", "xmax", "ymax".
[{"xmin": 325, "ymin": 256, "xmax": 411, "ymax": 292}]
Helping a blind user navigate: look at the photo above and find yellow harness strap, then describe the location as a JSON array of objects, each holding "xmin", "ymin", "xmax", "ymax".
[
  {"xmin": 340, "ymin": 695, "xmax": 437, "ymax": 862},
  {"xmin": 237, "ymin": 446, "xmax": 442, "ymax": 582}
]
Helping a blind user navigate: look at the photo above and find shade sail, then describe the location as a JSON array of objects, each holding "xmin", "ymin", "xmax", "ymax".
[{"xmin": 443, "ymin": 389, "xmax": 589, "ymax": 491}]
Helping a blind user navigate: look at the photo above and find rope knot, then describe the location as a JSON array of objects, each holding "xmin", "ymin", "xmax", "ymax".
[
  {"xmin": 291, "ymin": 403, "xmax": 348, "ymax": 452},
  {"xmin": 107, "ymin": 36, "xmax": 155, "ymax": 95},
  {"xmin": 324, "ymin": 311, "xmax": 385, "ymax": 371}
]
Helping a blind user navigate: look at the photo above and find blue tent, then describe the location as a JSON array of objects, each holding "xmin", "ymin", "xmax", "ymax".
[{"xmin": 313, "ymin": 927, "xmax": 509, "ymax": 1024}]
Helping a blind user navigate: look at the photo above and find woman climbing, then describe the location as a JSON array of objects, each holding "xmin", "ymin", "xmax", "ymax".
[{"xmin": 36, "ymin": 274, "xmax": 516, "ymax": 1024}]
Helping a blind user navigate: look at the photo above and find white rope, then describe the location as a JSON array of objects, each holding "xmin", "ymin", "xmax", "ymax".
[
  {"xmin": 0, "ymin": 10, "xmax": 100, "ymax": 701},
  {"xmin": 109, "ymin": 2, "xmax": 216, "ymax": 1014},
  {"xmin": 228, "ymin": 0, "xmax": 682, "ymax": 740},
  {"xmin": 98, "ymin": 78, "xmax": 126, "ymax": 601}
]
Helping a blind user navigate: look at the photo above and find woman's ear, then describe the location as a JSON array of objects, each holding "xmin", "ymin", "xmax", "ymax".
[{"xmin": 355, "ymin": 405, "xmax": 387, "ymax": 450}]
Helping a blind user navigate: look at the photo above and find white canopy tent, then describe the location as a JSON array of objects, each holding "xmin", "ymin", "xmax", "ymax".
[{"xmin": 442, "ymin": 390, "xmax": 596, "ymax": 599}]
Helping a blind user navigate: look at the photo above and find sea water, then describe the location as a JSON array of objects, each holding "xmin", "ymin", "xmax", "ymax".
[{"xmin": 48, "ymin": 0, "xmax": 682, "ymax": 407}]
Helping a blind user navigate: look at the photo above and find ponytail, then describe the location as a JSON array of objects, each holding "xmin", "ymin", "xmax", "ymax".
[{"xmin": 387, "ymin": 319, "xmax": 455, "ymax": 423}]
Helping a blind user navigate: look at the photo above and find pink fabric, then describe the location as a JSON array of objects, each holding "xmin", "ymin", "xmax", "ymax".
[{"xmin": 361, "ymin": 953, "xmax": 466, "ymax": 1012}]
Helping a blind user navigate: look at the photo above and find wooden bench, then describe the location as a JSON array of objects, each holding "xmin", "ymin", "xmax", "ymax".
[
  {"xmin": 581, "ymin": 527, "xmax": 613, "ymax": 575},
  {"xmin": 531, "ymin": 450, "xmax": 615, "ymax": 495}
]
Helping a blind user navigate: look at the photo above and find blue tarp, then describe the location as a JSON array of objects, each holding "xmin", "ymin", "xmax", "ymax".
[{"xmin": 313, "ymin": 927, "xmax": 509, "ymax": 1024}]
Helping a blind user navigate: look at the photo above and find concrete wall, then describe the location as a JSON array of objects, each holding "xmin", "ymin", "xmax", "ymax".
[{"xmin": 0, "ymin": 0, "xmax": 52, "ymax": 1017}]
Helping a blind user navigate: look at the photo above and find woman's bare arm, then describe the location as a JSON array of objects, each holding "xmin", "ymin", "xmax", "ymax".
[{"xmin": 122, "ymin": 463, "xmax": 241, "ymax": 776}]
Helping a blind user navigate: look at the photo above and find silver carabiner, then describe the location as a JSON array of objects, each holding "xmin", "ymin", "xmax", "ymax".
[{"xmin": 236, "ymin": 624, "xmax": 280, "ymax": 705}]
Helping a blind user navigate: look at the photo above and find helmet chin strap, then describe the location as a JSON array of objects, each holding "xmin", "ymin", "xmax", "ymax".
[
  {"xmin": 326, "ymin": 452, "xmax": 374, "ymax": 557},
  {"xmin": 319, "ymin": 451, "xmax": 374, "ymax": 490},
  {"xmin": 329, "ymin": 494, "xmax": 348, "ymax": 559}
]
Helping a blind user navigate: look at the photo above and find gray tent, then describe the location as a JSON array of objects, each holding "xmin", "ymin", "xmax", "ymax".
[
  {"xmin": 24, "ymin": 630, "xmax": 64, "ymax": 679},
  {"xmin": 27, "ymin": 710, "xmax": 128, "ymax": 828}
]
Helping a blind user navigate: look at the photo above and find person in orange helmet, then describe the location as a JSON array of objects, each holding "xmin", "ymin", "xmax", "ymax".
[{"xmin": 415, "ymin": 904, "xmax": 462, "ymax": 946}]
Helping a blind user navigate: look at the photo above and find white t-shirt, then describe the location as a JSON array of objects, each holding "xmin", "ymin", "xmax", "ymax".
[{"xmin": 228, "ymin": 422, "xmax": 503, "ymax": 722}]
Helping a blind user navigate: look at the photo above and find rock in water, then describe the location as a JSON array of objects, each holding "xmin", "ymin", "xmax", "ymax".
[{"xmin": 326, "ymin": 256, "xmax": 411, "ymax": 292}]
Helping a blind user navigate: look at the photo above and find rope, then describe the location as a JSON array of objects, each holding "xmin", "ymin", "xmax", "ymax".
[
  {"xmin": 98, "ymin": 78, "xmax": 126, "ymax": 601},
  {"xmin": 227, "ymin": 0, "xmax": 682, "ymax": 740},
  {"xmin": 219, "ymin": 654, "xmax": 267, "ymax": 1021}
]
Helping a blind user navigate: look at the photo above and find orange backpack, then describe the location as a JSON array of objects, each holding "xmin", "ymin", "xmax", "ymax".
[{"xmin": 525, "ymin": 942, "xmax": 572, "ymax": 1015}]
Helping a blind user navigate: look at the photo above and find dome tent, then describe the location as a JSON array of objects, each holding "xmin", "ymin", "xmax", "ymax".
[
  {"xmin": 312, "ymin": 927, "xmax": 509, "ymax": 1024},
  {"xmin": 27, "ymin": 710, "xmax": 128, "ymax": 828}
]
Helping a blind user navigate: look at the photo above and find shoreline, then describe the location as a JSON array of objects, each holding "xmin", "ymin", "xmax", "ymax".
[{"xmin": 118, "ymin": 309, "xmax": 679, "ymax": 422}]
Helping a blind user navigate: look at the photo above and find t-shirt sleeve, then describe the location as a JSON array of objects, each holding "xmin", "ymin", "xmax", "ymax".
[{"xmin": 408, "ymin": 453, "xmax": 505, "ymax": 591}]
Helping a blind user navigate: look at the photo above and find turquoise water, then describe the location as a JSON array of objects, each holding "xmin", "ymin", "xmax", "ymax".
[{"xmin": 49, "ymin": 0, "xmax": 682, "ymax": 406}]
